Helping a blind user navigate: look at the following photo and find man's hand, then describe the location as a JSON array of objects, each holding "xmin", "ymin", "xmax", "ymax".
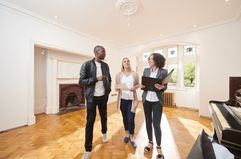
[{"xmin": 97, "ymin": 75, "xmax": 106, "ymax": 81}]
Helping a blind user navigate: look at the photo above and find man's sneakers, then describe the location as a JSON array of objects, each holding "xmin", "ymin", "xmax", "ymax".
[
  {"xmin": 102, "ymin": 133, "xmax": 108, "ymax": 143},
  {"xmin": 82, "ymin": 133, "xmax": 108, "ymax": 159},
  {"xmin": 82, "ymin": 151, "xmax": 91, "ymax": 159}
]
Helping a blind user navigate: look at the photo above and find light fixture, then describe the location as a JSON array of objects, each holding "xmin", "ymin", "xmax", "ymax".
[
  {"xmin": 115, "ymin": 0, "xmax": 140, "ymax": 16},
  {"xmin": 115, "ymin": 0, "xmax": 141, "ymax": 27},
  {"xmin": 193, "ymin": 25, "xmax": 197, "ymax": 28},
  {"xmin": 225, "ymin": 0, "xmax": 229, "ymax": 2},
  {"xmin": 54, "ymin": 15, "xmax": 58, "ymax": 19}
]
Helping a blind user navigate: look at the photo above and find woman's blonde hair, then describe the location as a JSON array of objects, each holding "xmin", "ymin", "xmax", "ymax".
[{"xmin": 121, "ymin": 57, "xmax": 132, "ymax": 72}]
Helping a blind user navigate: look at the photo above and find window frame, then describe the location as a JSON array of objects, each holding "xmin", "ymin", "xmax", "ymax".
[{"xmin": 137, "ymin": 44, "xmax": 199, "ymax": 92}]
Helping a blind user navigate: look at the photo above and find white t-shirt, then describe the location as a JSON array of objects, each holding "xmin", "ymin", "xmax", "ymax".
[
  {"xmin": 121, "ymin": 73, "xmax": 134, "ymax": 100},
  {"xmin": 146, "ymin": 68, "xmax": 159, "ymax": 102},
  {"xmin": 94, "ymin": 61, "xmax": 105, "ymax": 96}
]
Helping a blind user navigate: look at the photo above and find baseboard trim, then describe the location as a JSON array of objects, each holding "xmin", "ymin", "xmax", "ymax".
[
  {"xmin": 28, "ymin": 114, "xmax": 36, "ymax": 125},
  {"xmin": 175, "ymin": 106, "xmax": 199, "ymax": 112},
  {"xmin": 45, "ymin": 106, "xmax": 59, "ymax": 114}
]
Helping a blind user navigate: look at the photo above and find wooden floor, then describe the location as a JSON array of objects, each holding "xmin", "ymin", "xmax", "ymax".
[{"xmin": 0, "ymin": 103, "xmax": 212, "ymax": 159}]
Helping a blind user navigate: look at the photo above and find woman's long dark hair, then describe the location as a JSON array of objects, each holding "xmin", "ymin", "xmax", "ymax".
[{"xmin": 150, "ymin": 53, "xmax": 166, "ymax": 68}]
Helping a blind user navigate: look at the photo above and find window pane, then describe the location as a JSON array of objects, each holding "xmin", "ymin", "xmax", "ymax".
[
  {"xmin": 168, "ymin": 64, "xmax": 178, "ymax": 84},
  {"xmin": 184, "ymin": 45, "xmax": 196, "ymax": 56},
  {"xmin": 168, "ymin": 48, "xmax": 177, "ymax": 58},
  {"xmin": 184, "ymin": 63, "xmax": 195, "ymax": 87},
  {"xmin": 143, "ymin": 52, "xmax": 150, "ymax": 62}
]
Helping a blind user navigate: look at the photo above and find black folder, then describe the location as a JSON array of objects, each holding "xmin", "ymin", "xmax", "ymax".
[
  {"xmin": 141, "ymin": 76, "xmax": 162, "ymax": 91},
  {"xmin": 141, "ymin": 69, "xmax": 174, "ymax": 92}
]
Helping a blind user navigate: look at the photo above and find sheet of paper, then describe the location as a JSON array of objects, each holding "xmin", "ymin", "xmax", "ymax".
[
  {"xmin": 117, "ymin": 83, "xmax": 130, "ymax": 90},
  {"xmin": 162, "ymin": 68, "xmax": 174, "ymax": 84}
]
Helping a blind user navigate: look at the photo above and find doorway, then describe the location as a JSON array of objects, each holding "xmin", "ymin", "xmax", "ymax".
[{"xmin": 34, "ymin": 46, "xmax": 47, "ymax": 114}]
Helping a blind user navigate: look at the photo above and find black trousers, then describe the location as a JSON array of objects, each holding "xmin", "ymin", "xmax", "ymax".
[
  {"xmin": 143, "ymin": 100, "xmax": 163, "ymax": 146},
  {"xmin": 120, "ymin": 99, "xmax": 135, "ymax": 135},
  {"xmin": 85, "ymin": 95, "xmax": 108, "ymax": 151}
]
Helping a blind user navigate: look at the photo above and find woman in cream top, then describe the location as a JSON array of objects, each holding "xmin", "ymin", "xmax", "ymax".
[{"xmin": 115, "ymin": 58, "xmax": 139, "ymax": 148}]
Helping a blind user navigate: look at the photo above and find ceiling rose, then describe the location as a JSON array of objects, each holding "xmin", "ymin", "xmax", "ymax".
[{"xmin": 115, "ymin": 0, "xmax": 140, "ymax": 16}]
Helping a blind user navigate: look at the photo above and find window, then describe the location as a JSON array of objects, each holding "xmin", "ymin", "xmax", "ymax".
[
  {"xmin": 168, "ymin": 47, "xmax": 177, "ymax": 58},
  {"xmin": 143, "ymin": 52, "xmax": 150, "ymax": 62},
  {"xmin": 168, "ymin": 64, "xmax": 178, "ymax": 84},
  {"xmin": 184, "ymin": 45, "xmax": 196, "ymax": 56},
  {"xmin": 138, "ymin": 44, "xmax": 198, "ymax": 90},
  {"xmin": 184, "ymin": 63, "xmax": 195, "ymax": 87}
]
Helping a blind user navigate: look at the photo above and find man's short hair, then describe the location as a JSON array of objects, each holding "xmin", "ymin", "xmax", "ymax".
[{"xmin": 94, "ymin": 45, "xmax": 105, "ymax": 54}]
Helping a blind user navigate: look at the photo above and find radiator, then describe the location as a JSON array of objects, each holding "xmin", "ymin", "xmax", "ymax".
[{"xmin": 163, "ymin": 92, "xmax": 174, "ymax": 107}]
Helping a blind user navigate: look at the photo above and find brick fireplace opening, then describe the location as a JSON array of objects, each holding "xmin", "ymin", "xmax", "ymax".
[{"xmin": 59, "ymin": 84, "xmax": 85, "ymax": 114}]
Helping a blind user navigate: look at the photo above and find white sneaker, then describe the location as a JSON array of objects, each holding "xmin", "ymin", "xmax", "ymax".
[
  {"xmin": 82, "ymin": 151, "xmax": 90, "ymax": 159},
  {"xmin": 102, "ymin": 133, "xmax": 108, "ymax": 143}
]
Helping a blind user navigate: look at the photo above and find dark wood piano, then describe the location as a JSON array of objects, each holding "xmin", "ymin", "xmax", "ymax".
[{"xmin": 209, "ymin": 77, "xmax": 241, "ymax": 158}]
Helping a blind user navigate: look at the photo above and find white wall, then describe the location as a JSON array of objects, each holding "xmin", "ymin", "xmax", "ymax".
[
  {"xmin": 0, "ymin": 4, "xmax": 117, "ymax": 131},
  {"xmin": 118, "ymin": 21, "xmax": 241, "ymax": 117},
  {"xmin": 172, "ymin": 90, "xmax": 199, "ymax": 109}
]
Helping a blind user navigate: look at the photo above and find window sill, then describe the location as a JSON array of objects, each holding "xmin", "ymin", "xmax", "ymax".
[{"xmin": 167, "ymin": 87, "xmax": 199, "ymax": 93}]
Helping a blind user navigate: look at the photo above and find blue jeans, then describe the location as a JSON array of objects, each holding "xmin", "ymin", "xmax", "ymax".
[{"xmin": 120, "ymin": 99, "xmax": 135, "ymax": 135}]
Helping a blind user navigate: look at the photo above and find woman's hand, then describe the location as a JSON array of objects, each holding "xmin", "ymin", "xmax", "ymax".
[
  {"xmin": 130, "ymin": 87, "xmax": 135, "ymax": 91},
  {"xmin": 130, "ymin": 84, "xmax": 140, "ymax": 91},
  {"xmin": 154, "ymin": 83, "xmax": 165, "ymax": 90},
  {"xmin": 115, "ymin": 84, "xmax": 121, "ymax": 91},
  {"xmin": 141, "ymin": 84, "xmax": 146, "ymax": 89}
]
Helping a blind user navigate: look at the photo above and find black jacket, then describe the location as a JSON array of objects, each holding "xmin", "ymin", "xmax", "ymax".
[
  {"xmin": 79, "ymin": 58, "xmax": 111, "ymax": 102},
  {"xmin": 142, "ymin": 67, "xmax": 167, "ymax": 103}
]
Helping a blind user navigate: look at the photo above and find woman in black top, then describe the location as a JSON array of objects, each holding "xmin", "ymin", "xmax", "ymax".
[{"xmin": 141, "ymin": 53, "xmax": 167, "ymax": 159}]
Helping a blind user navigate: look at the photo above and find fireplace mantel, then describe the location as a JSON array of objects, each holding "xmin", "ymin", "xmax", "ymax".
[{"xmin": 46, "ymin": 58, "xmax": 84, "ymax": 114}]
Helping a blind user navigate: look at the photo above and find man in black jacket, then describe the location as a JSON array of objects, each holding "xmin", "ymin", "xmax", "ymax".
[{"xmin": 80, "ymin": 46, "xmax": 111, "ymax": 159}]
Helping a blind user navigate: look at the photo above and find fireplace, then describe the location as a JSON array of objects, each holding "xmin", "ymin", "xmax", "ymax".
[{"xmin": 59, "ymin": 84, "xmax": 85, "ymax": 114}]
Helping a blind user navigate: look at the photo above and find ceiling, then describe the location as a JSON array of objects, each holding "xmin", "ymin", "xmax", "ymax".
[{"xmin": 5, "ymin": 0, "xmax": 241, "ymax": 47}]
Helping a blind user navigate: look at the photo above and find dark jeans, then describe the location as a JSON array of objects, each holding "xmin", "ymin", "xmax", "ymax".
[
  {"xmin": 85, "ymin": 95, "xmax": 108, "ymax": 151},
  {"xmin": 120, "ymin": 99, "xmax": 135, "ymax": 135},
  {"xmin": 143, "ymin": 100, "xmax": 163, "ymax": 146}
]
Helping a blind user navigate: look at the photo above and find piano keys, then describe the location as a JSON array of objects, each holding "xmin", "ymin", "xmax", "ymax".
[{"xmin": 209, "ymin": 100, "xmax": 241, "ymax": 158}]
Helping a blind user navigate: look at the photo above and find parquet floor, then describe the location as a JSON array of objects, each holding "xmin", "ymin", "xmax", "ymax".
[{"xmin": 0, "ymin": 102, "xmax": 212, "ymax": 159}]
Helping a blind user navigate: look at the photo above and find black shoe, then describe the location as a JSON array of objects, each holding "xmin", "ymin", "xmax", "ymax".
[
  {"xmin": 156, "ymin": 146, "xmax": 164, "ymax": 159},
  {"xmin": 144, "ymin": 141, "xmax": 153, "ymax": 153}
]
